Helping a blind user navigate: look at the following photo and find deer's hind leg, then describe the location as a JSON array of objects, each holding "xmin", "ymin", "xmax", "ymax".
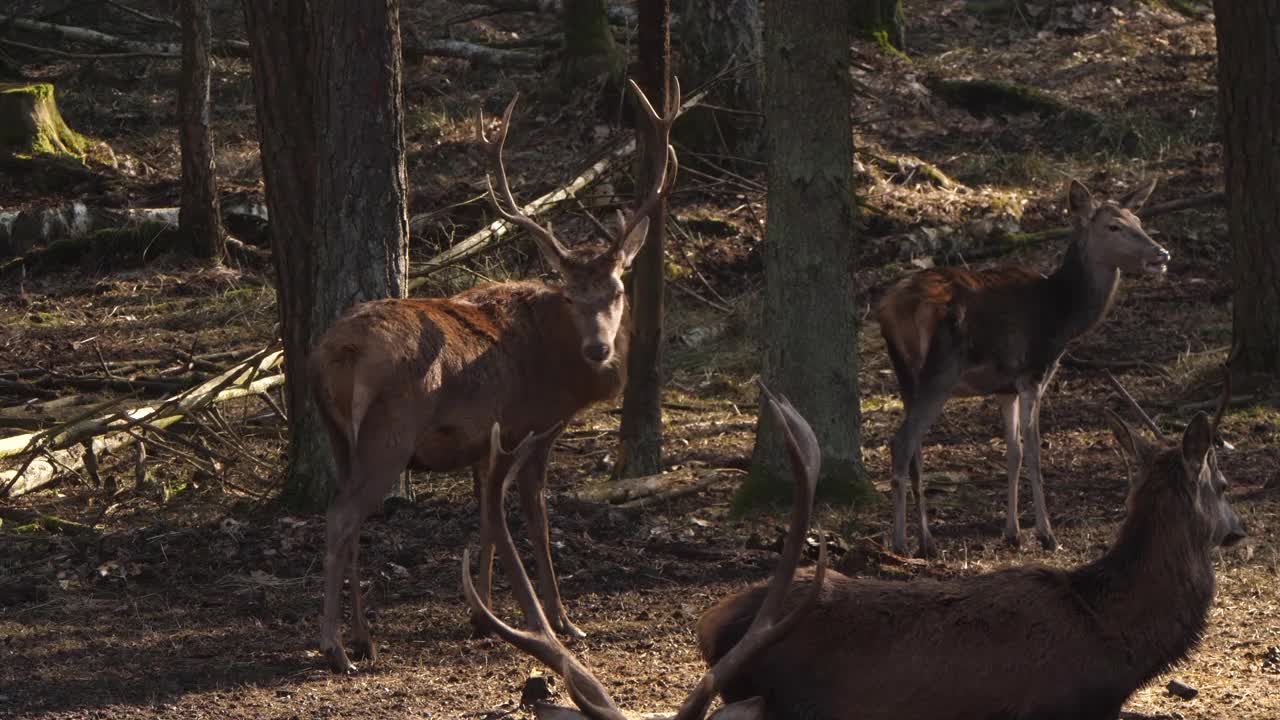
[{"xmin": 889, "ymin": 352, "xmax": 960, "ymax": 558}]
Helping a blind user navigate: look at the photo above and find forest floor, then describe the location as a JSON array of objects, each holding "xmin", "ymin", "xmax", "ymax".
[{"xmin": 2, "ymin": 1, "xmax": 1277, "ymax": 718}]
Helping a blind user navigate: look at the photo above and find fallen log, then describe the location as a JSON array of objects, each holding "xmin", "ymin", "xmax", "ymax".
[{"xmin": 0, "ymin": 348, "xmax": 282, "ymax": 498}]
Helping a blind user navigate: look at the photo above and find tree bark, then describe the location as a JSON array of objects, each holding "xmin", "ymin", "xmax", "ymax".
[
  {"xmin": 618, "ymin": 0, "xmax": 671, "ymax": 478},
  {"xmin": 1213, "ymin": 0, "xmax": 1280, "ymax": 375},
  {"xmin": 678, "ymin": 0, "xmax": 763, "ymax": 161},
  {"xmin": 242, "ymin": 0, "xmax": 409, "ymax": 510},
  {"xmin": 178, "ymin": 0, "xmax": 224, "ymax": 262},
  {"xmin": 740, "ymin": 0, "xmax": 865, "ymax": 509},
  {"xmin": 560, "ymin": 0, "xmax": 623, "ymax": 87}
]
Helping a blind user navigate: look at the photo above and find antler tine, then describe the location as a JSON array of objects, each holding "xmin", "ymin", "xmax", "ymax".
[
  {"xmin": 671, "ymin": 381, "xmax": 826, "ymax": 720},
  {"xmin": 477, "ymin": 95, "xmax": 571, "ymax": 259},
  {"xmin": 462, "ymin": 424, "xmax": 624, "ymax": 720},
  {"xmin": 1103, "ymin": 371, "xmax": 1164, "ymax": 439},
  {"xmin": 618, "ymin": 77, "xmax": 681, "ymax": 247}
]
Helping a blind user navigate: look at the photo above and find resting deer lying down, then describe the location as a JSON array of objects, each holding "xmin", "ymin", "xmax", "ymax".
[
  {"xmin": 698, "ymin": 373, "xmax": 1246, "ymax": 720},
  {"xmin": 877, "ymin": 179, "xmax": 1170, "ymax": 556},
  {"xmin": 307, "ymin": 79, "xmax": 679, "ymax": 672},
  {"xmin": 463, "ymin": 384, "xmax": 827, "ymax": 720}
]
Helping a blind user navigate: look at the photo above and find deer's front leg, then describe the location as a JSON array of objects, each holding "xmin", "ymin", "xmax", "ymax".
[
  {"xmin": 516, "ymin": 437, "xmax": 585, "ymax": 639},
  {"xmin": 1020, "ymin": 387, "xmax": 1058, "ymax": 551},
  {"xmin": 999, "ymin": 393, "xmax": 1023, "ymax": 545}
]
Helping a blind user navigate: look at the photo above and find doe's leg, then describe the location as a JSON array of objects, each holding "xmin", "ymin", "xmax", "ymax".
[
  {"xmin": 1019, "ymin": 388, "xmax": 1058, "ymax": 551},
  {"xmin": 998, "ymin": 393, "xmax": 1023, "ymax": 546}
]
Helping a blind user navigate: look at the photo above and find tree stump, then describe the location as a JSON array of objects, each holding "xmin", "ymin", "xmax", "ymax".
[{"xmin": 0, "ymin": 83, "xmax": 89, "ymax": 158}]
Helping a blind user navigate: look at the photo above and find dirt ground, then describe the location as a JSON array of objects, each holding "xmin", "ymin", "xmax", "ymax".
[{"xmin": 2, "ymin": 1, "xmax": 1277, "ymax": 718}]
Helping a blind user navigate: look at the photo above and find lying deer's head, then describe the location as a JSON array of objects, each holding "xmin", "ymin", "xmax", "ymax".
[
  {"xmin": 1068, "ymin": 179, "xmax": 1170, "ymax": 275},
  {"xmin": 479, "ymin": 80, "xmax": 680, "ymax": 369},
  {"xmin": 1106, "ymin": 366, "xmax": 1247, "ymax": 549}
]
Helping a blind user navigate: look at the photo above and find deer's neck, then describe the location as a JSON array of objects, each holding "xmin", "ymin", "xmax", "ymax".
[
  {"xmin": 1045, "ymin": 238, "xmax": 1121, "ymax": 343},
  {"xmin": 1070, "ymin": 484, "xmax": 1215, "ymax": 687}
]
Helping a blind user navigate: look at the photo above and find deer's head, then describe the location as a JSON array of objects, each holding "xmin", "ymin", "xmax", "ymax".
[
  {"xmin": 1068, "ymin": 179, "xmax": 1170, "ymax": 276},
  {"xmin": 479, "ymin": 80, "xmax": 680, "ymax": 369}
]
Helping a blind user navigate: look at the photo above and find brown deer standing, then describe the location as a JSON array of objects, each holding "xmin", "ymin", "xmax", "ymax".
[
  {"xmin": 877, "ymin": 179, "xmax": 1170, "ymax": 556},
  {"xmin": 463, "ymin": 384, "xmax": 827, "ymax": 720},
  {"xmin": 306, "ymin": 79, "xmax": 680, "ymax": 673},
  {"xmin": 697, "ymin": 374, "xmax": 1246, "ymax": 720}
]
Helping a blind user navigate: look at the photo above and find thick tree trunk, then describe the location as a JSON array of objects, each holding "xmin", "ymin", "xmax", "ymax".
[
  {"xmin": 618, "ymin": 0, "xmax": 671, "ymax": 478},
  {"xmin": 178, "ymin": 0, "xmax": 224, "ymax": 262},
  {"xmin": 740, "ymin": 0, "xmax": 864, "ymax": 509},
  {"xmin": 242, "ymin": 0, "xmax": 409, "ymax": 510},
  {"xmin": 1213, "ymin": 0, "xmax": 1280, "ymax": 375},
  {"xmin": 677, "ymin": 0, "xmax": 763, "ymax": 161},
  {"xmin": 560, "ymin": 0, "xmax": 623, "ymax": 87}
]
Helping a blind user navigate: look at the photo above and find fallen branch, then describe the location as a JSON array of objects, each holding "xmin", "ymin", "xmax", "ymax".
[
  {"xmin": 404, "ymin": 38, "xmax": 541, "ymax": 67},
  {"xmin": 408, "ymin": 89, "xmax": 707, "ymax": 290},
  {"xmin": 0, "ymin": 348, "xmax": 283, "ymax": 498},
  {"xmin": 475, "ymin": 0, "xmax": 638, "ymax": 25}
]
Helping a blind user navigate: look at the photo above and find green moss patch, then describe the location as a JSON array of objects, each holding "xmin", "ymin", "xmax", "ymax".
[{"xmin": 0, "ymin": 83, "xmax": 92, "ymax": 160}]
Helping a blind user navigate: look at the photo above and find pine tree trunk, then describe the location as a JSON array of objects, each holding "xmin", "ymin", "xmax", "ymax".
[
  {"xmin": 561, "ymin": 0, "xmax": 623, "ymax": 87},
  {"xmin": 618, "ymin": 0, "xmax": 670, "ymax": 479},
  {"xmin": 242, "ymin": 0, "xmax": 409, "ymax": 511},
  {"xmin": 1213, "ymin": 0, "xmax": 1280, "ymax": 375},
  {"xmin": 178, "ymin": 0, "xmax": 224, "ymax": 262},
  {"xmin": 740, "ymin": 0, "xmax": 865, "ymax": 509},
  {"xmin": 678, "ymin": 0, "xmax": 763, "ymax": 161}
]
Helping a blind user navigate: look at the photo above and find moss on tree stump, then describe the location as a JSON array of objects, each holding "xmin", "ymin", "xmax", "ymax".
[{"xmin": 0, "ymin": 83, "xmax": 90, "ymax": 159}]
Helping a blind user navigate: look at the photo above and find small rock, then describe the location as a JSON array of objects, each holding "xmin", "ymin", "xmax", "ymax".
[
  {"xmin": 1166, "ymin": 679, "xmax": 1198, "ymax": 700},
  {"xmin": 520, "ymin": 672, "xmax": 554, "ymax": 707}
]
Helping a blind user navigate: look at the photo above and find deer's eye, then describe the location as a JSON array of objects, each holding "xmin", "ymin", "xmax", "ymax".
[{"xmin": 1107, "ymin": 223, "xmax": 1121, "ymax": 232}]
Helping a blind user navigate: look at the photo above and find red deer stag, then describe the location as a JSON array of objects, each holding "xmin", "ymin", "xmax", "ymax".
[
  {"xmin": 877, "ymin": 179, "xmax": 1169, "ymax": 556},
  {"xmin": 463, "ymin": 383, "xmax": 827, "ymax": 720},
  {"xmin": 697, "ymin": 372, "xmax": 1246, "ymax": 720},
  {"xmin": 307, "ymin": 78, "xmax": 680, "ymax": 673}
]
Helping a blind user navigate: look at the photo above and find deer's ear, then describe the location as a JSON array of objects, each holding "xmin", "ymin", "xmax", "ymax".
[
  {"xmin": 1182, "ymin": 412, "xmax": 1213, "ymax": 480},
  {"xmin": 708, "ymin": 697, "xmax": 767, "ymax": 720},
  {"xmin": 1106, "ymin": 409, "xmax": 1155, "ymax": 470},
  {"xmin": 1118, "ymin": 178, "xmax": 1157, "ymax": 212},
  {"xmin": 1067, "ymin": 179, "xmax": 1095, "ymax": 224},
  {"xmin": 616, "ymin": 215, "xmax": 650, "ymax": 270}
]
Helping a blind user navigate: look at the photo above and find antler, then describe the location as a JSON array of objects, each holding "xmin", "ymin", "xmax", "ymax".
[
  {"xmin": 669, "ymin": 381, "xmax": 827, "ymax": 720},
  {"xmin": 461, "ymin": 386, "xmax": 826, "ymax": 720},
  {"xmin": 1104, "ymin": 371, "xmax": 1164, "ymax": 439},
  {"xmin": 618, "ymin": 76, "xmax": 681, "ymax": 250},
  {"xmin": 477, "ymin": 96, "xmax": 572, "ymax": 264},
  {"xmin": 1212, "ymin": 340, "xmax": 1242, "ymax": 441}
]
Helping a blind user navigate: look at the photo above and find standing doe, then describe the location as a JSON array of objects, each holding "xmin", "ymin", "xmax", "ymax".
[
  {"xmin": 877, "ymin": 179, "xmax": 1169, "ymax": 555},
  {"xmin": 463, "ymin": 383, "xmax": 827, "ymax": 720},
  {"xmin": 306, "ymin": 78, "xmax": 679, "ymax": 673},
  {"xmin": 697, "ymin": 373, "xmax": 1246, "ymax": 720}
]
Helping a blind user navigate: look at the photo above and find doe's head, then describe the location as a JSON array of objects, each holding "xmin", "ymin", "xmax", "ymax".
[{"xmin": 1068, "ymin": 179, "xmax": 1170, "ymax": 276}]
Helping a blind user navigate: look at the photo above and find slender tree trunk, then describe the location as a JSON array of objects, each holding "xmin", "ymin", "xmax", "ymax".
[
  {"xmin": 178, "ymin": 0, "xmax": 224, "ymax": 261},
  {"xmin": 849, "ymin": 0, "xmax": 905, "ymax": 51},
  {"xmin": 242, "ymin": 0, "xmax": 409, "ymax": 510},
  {"xmin": 561, "ymin": 0, "xmax": 623, "ymax": 87},
  {"xmin": 678, "ymin": 0, "xmax": 763, "ymax": 161},
  {"xmin": 1213, "ymin": 0, "xmax": 1280, "ymax": 375},
  {"xmin": 740, "ymin": 0, "xmax": 864, "ymax": 509},
  {"xmin": 618, "ymin": 0, "xmax": 671, "ymax": 478}
]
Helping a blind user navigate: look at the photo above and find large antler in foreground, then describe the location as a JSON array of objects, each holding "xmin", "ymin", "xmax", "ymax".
[{"xmin": 462, "ymin": 383, "xmax": 825, "ymax": 720}]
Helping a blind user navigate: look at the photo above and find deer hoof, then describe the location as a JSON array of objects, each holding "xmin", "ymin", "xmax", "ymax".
[
  {"xmin": 556, "ymin": 616, "xmax": 587, "ymax": 641},
  {"xmin": 1003, "ymin": 529, "xmax": 1021, "ymax": 547},
  {"xmin": 349, "ymin": 637, "xmax": 377, "ymax": 663},
  {"xmin": 469, "ymin": 613, "xmax": 495, "ymax": 639},
  {"xmin": 324, "ymin": 647, "xmax": 358, "ymax": 675},
  {"xmin": 1037, "ymin": 531, "xmax": 1060, "ymax": 552}
]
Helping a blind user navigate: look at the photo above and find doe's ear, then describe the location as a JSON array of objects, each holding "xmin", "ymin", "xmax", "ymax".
[
  {"xmin": 616, "ymin": 215, "xmax": 650, "ymax": 270},
  {"xmin": 1118, "ymin": 178, "xmax": 1157, "ymax": 212},
  {"xmin": 1105, "ymin": 409, "xmax": 1155, "ymax": 468},
  {"xmin": 1181, "ymin": 411, "xmax": 1213, "ymax": 478},
  {"xmin": 1067, "ymin": 179, "xmax": 1095, "ymax": 223}
]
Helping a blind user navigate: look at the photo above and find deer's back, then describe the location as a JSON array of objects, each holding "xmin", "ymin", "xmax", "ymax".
[{"xmin": 699, "ymin": 566, "xmax": 1132, "ymax": 720}]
